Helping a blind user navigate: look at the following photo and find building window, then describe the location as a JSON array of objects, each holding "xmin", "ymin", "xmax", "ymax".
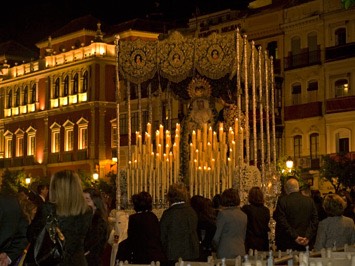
[
  {"xmin": 336, "ymin": 129, "xmax": 350, "ymax": 154},
  {"xmin": 120, "ymin": 114, "xmax": 128, "ymax": 135},
  {"xmin": 54, "ymin": 78, "xmax": 60, "ymax": 98},
  {"xmin": 63, "ymin": 120, "xmax": 74, "ymax": 151},
  {"xmin": 310, "ymin": 133, "xmax": 319, "ymax": 159},
  {"xmin": 308, "ymin": 32, "xmax": 318, "ymax": 63},
  {"xmin": 131, "ymin": 112, "xmax": 139, "ymax": 132},
  {"xmin": 7, "ymin": 90, "xmax": 12, "ymax": 108},
  {"xmin": 23, "ymin": 86, "xmax": 28, "ymax": 105},
  {"xmin": 4, "ymin": 131, "xmax": 13, "ymax": 158},
  {"xmin": 50, "ymin": 123, "xmax": 61, "ymax": 153},
  {"xmin": 335, "ymin": 28, "xmax": 346, "ymax": 46},
  {"xmin": 31, "ymin": 83, "xmax": 37, "ymax": 103},
  {"xmin": 307, "ymin": 80, "xmax": 318, "ymax": 102},
  {"xmin": 63, "ymin": 75, "xmax": 69, "ymax": 96},
  {"xmin": 293, "ymin": 135, "xmax": 302, "ymax": 159},
  {"xmin": 82, "ymin": 71, "xmax": 88, "ymax": 92},
  {"xmin": 77, "ymin": 118, "xmax": 88, "ymax": 150},
  {"xmin": 73, "ymin": 73, "xmax": 79, "ymax": 94},
  {"xmin": 267, "ymin": 41, "xmax": 278, "ymax": 59},
  {"xmin": 15, "ymin": 88, "xmax": 20, "ymax": 107},
  {"xmin": 292, "ymin": 83, "xmax": 301, "ymax": 105},
  {"xmin": 15, "ymin": 129, "xmax": 24, "ymax": 157},
  {"xmin": 27, "ymin": 127, "xmax": 36, "ymax": 156},
  {"xmin": 111, "ymin": 123, "xmax": 118, "ymax": 148},
  {"xmin": 335, "ymin": 79, "xmax": 349, "ymax": 97}
]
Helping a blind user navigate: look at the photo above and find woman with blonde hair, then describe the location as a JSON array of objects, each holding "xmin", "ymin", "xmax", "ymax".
[{"xmin": 26, "ymin": 170, "xmax": 93, "ymax": 266}]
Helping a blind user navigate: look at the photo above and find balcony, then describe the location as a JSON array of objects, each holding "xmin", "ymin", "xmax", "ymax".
[
  {"xmin": 284, "ymin": 102, "xmax": 322, "ymax": 121},
  {"xmin": 296, "ymin": 157, "xmax": 320, "ymax": 169},
  {"xmin": 284, "ymin": 48, "xmax": 321, "ymax": 70},
  {"xmin": 325, "ymin": 42, "xmax": 355, "ymax": 62},
  {"xmin": 326, "ymin": 96, "xmax": 355, "ymax": 114}
]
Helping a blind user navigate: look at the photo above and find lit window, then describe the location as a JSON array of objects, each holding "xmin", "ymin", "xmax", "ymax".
[
  {"xmin": 50, "ymin": 123, "xmax": 61, "ymax": 153},
  {"xmin": 26, "ymin": 127, "xmax": 36, "ymax": 156},
  {"xmin": 63, "ymin": 120, "xmax": 74, "ymax": 151},
  {"xmin": 15, "ymin": 129, "xmax": 24, "ymax": 157},
  {"xmin": 77, "ymin": 118, "xmax": 88, "ymax": 150},
  {"xmin": 335, "ymin": 79, "xmax": 349, "ymax": 97},
  {"xmin": 4, "ymin": 131, "xmax": 13, "ymax": 158}
]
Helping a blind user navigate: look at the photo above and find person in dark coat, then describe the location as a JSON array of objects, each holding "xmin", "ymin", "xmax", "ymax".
[
  {"xmin": 26, "ymin": 170, "xmax": 93, "ymax": 266},
  {"xmin": 160, "ymin": 183, "xmax": 199, "ymax": 266},
  {"xmin": 117, "ymin": 191, "xmax": 167, "ymax": 264},
  {"xmin": 0, "ymin": 192, "xmax": 29, "ymax": 266},
  {"xmin": 190, "ymin": 195, "xmax": 217, "ymax": 261},
  {"xmin": 241, "ymin": 186, "xmax": 270, "ymax": 252},
  {"xmin": 83, "ymin": 188, "xmax": 109, "ymax": 266},
  {"xmin": 273, "ymin": 177, "xmax": 318, "ymax": 251}
]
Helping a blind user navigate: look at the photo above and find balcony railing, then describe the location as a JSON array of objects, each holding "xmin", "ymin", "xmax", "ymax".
[
  {"xmin": 284, "ymin": 49, "xmax": 321, "ymax": 70},
  {"xmin": 284, "ymin": 102, "xmax": 322, "ymax": 121},
  {"xmin": 325, "ymin": 42, "xmax": 355, "ymax": 62},
  {"xmin": 326, "ymin": 96, "xmax": 355, "ymax": 114}
]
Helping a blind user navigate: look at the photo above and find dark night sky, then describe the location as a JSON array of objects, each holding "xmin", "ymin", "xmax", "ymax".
[{"xmin": 0, "ymin": 0, "xmax": 250, "ymax": 49}]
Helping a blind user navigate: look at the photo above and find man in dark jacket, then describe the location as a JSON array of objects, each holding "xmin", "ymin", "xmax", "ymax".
[
  {"xmin": 274, "ymin": 177, "xmax": 319, "ymax": 251},
  {"xmin": 0, "ymin": 193, "xmax": 28, "ymax": 265}
]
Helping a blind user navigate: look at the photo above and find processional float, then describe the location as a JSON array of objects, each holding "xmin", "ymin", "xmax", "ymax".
[{"xmin": 113, "ymin": 28, "xmax": 280, "ymax": 210}]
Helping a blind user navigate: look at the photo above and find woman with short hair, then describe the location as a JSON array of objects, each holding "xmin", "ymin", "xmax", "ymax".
[{"xmin": 314, "ymin": 193, "xmax": 355, "ymax": 251}]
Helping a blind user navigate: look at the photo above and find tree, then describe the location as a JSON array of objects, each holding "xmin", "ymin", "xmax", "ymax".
[
  {"xmin": 342, "ymin": 0, "xmax": 355, "ymax": 9},
  {"xmin": 319, "ymin": 154, "xmax": 355, "ymax": 193}
]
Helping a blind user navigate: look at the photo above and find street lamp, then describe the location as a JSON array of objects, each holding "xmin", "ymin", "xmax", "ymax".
[
  {"xmin": 286, "ymin": 156, "xmax": 294, "ymax": 173},
  {"xmin": 25, "ymin": 177, "xmax": 31, "ymax": 185}
]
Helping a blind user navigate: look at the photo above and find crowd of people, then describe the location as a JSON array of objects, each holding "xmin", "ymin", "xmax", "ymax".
[{"xmin": 1, "ymin": 172, "xmax": 355, "ymax": 266}]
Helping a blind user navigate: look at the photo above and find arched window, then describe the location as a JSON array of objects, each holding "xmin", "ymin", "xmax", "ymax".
[
  {"xmin": 63, "ymin": 75, "xmax": 69, "ymax": 96},
  {"xmin": 82, "ymin": 71, "xmax": 88, "ymax": 92},
  {"xmin": 54, "ymin": 78, "xmax": 60, "ymax": 98},
  {"xmin": 335, "ymin": 28, "xmax": 346, "ymax": 46},
  {"xmin": 7, "ymin": 90, "xmax": 12, "ymax": 108},
  {"xmin": 310, "ymin": 133, "xmax": 319, "ymax": 159},
  {"xmin": 15, "ymin": 88, "xmax": 20, "ymax": 107},
  {"xmin": 31, "ymin": 83, "xmax": 37, "ymax": 103},
  {"xmin": 307, "ymin": 80, "xmax": 318, "ymax": 102},
  {"xmin": 73, "ymin": 73, "xmax": 79, "ymax": 94},
  {"xmin": 23, "ymin": 86, "xmax": 28, "ymax": 105}
]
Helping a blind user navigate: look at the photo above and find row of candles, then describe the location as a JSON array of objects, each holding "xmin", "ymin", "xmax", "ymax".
[{"xmin": 126, "ymin": 120, "xmax": 242, "ymax": 203}]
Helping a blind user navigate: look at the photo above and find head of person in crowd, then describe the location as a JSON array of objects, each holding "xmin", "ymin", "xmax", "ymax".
[
  {"xmin": 300, "ymin": 184, "xmax": 312, "ymax": 197},
  {"xmin": 132, "ymin": 191, "xmax": 153, "ymax": 213},
  {"xmin": 37, "ymin": 184, "xmax": 49, "ymax": 200},
  {"xmin": 166, "ymin": 183, "xmax": 189, "ymax": 206},
  {"xmin": 83, "ymin": 187, "xmax": 108, "ymax": 220},
  {"xmin": 50, "ymin": 170, "xmax": 90, "ymax": 216},
  {"xmin": 212, "ymin": 194, "xmax": 222, "ymax": 209},
  {"xmin": 221, "ymin": 188, "xmax": 240, "ymax": 207},
  {"xmin": 17, "ymin": 190, "xmax": 37, "ymax": 223},
  {"xmin": 323, "ymin": 193, "xmax": 347, "ymax": 217},
  {"xmin": 284, "ymin": 177, "xmax": 300, "ymax": 195},
  {"xmin": 248, "ymin": 186, "xmax": 265, "ymax": 206}
]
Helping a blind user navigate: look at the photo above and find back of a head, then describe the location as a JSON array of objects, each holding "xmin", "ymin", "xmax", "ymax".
[
  {"xmin": 323, "ymin": 193, "xmax": 346, "ymax": 216},
  {"xmin": 248, "ymin": 186, "xmax": 264, "ymax": 205},
  {"xmin": 221, "ymin": 188, "xmax": 240, "ymax": 207},
  {"xmin": 132, "ymin": 191, "xmax": 152, "ymax": 212},
  {"xmin": 285, "ymin": 178, "xmax": 300, "ymax": 195},
  {"xmin": 167, "ymin": 183, "xmax": 188, "ymax": 204},
  {"xmin": 50, "ymin": 170, "xmax": 89, "ymax": 216}
]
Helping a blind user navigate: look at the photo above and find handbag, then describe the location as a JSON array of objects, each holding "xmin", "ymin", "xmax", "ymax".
[{"xmin": 32, "ymin": 209, "xmax": 65, "ymax": 266}]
